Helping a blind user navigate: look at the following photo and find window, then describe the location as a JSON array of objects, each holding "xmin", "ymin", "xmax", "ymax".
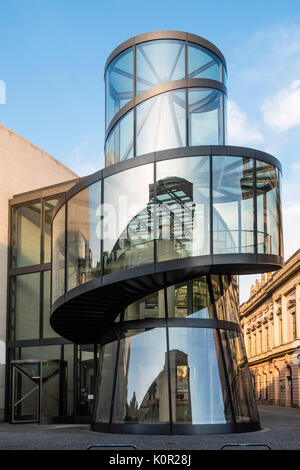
[
  {"xmin": 105, "ymin": 48, "xmax": 133, "ymax": 128},
  {"xmin": 11, "ymin": 201, "xmax": 41, "ymax": 268},
  {"xmin": 136, "ymin": 40, "xmax": 185, "ymax": 94}
]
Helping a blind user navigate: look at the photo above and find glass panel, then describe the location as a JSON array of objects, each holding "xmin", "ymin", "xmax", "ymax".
[
  {"xmin": 256, "ymin": 161, "xmax": 280, "ymax": 255},
  {"xmin": 77, "ymin": 344, "xmax": 95, "ymax": 417},
  {"xmin": 213, "ymin": 156, "xmax": 255, "ymax": 254},
  {"xmin": 222, "ymin": 275, "xmax": 240, "ymax": 323},
  {"xmin": 67, "ymin": 182, "xmax": 101, "ymax": 291},
  {"xmin": 11, "ymin": 273, "xmax": 40, "ymax": 341},
  {"xmin": 188, "ymin": 42, "xmax": 222, "ymax": 81},
  {"xmin": 63, "ymin": 344, "xmax": 74, "ymax": 418},
  {"xmin": 21, "ymin": 345, "xmax": 61, "ymax": 360},
  {"xmin": 112, "ymin": 328, "xmax": 169, "ymax": 424},
  {"xmin": 44, "ymin": 196, "xmax": 61, "ymax": 263},
  {"xmin": 211, "ymin": 275, "xmax": 224, "ymax": 321},
  {"xmin": 52, "ymin": 206, "xmax": 65, "ymax": 303},
  {"xmin": 94, "ymin": 341, "xmax": 118, "ymax": 423},
  {"xmin": 167, "ymin": 283, "xmax": 188, "ymax": 318},
  {"xmin": 124, "ymin": 289, "xmax": 165, "ymax": 321},
  {"xmin": 43, "ymin": 271, "xmax": 58, "ymax": 338},
  {"xmin": 220, "ymin": 330, "xmax": 258, "ymax": 423},
  {"xmin": 189, "ymin": 88, "xmax": 223, "ymax": 145},
  {"xmin": 103, "ymin": 164, "xmax": 154, "ymax": 274},
  {"xmin": 12, "ymin": 365, "xmax": 39, "ymax": 422},
  {"xmin": 156, "ymin": 156, "xmax": 210, "ymax": 261},
  {"xmin": 136, "ymin": 89, "xmax": 185, "ymax": 156},
  {"xmin": 105, "ymin": 110, "xmax": 134, "ymax": 167},
  {"xmin": 168, "ymin": 328, "xmax": 232, "ymax": 424},
  {"xmin": 192, "ymin": 277, "xmax": 214, "ymax": 319},
  {"xmin": 11, "ymin": 201, "xmax": 41, "ymax": 267},
  {"xmin": 105, "ymin": 48, "xmax": 133, "ymax": 129},
  {"xmin": 136, "ymin": 39, "xmax": 185, "ymax": 94}
]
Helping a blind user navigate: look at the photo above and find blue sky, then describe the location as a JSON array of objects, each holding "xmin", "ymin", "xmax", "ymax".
[{"xmin": 1, "ymin": 0, "xmax": 300, "ymax": 301}]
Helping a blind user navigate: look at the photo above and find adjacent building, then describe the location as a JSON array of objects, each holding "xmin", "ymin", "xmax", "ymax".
[{"xmin": 240, "ymin": 250, "xmax": 300, "ymax": 407}]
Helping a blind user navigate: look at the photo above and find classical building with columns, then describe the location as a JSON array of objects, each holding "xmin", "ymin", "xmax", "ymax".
[{"xmin": 240, "ymin": 249, "xmax": 300, "ymax": 407}]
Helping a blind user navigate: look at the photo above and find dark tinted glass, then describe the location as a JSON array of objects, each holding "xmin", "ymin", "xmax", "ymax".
[
  {"xmin": 220, "ymin": 329, "xmax": 259, "ymax": 423},
  {"xmin": 52, "ymin": 206, "xmax": 65, "ymax": 303},
  {"xmin": 10, "ymin": 273, "xmax": 40, "ymax": 340},
  {"xmin": 11, "ymin": 201, "xmax": 41, "ymax": 268}
]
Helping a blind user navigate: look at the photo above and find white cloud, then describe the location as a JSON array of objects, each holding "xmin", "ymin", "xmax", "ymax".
[
  {"xmin": 262, "ymin": 80, "xmax": 300, "ymax": 131},
  {"xmin": 227, "ymin": 99, "xmax": 263, "ymax": 146}
]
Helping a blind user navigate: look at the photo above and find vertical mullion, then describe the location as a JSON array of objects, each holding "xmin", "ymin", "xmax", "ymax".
[
  {"xmin": 133, "ymin": 45, "xmax": 136, "ymax": 157},
  {"xmin": 164, "ymin": 285, "xmax": 173, "ymax": 434},
  {"xmin": 207, "ymin": 275, "xmax": 237, "ymax": 429},
  {"xmin": 253, "ymin": 159, "xmax": 257, "ymax": 255},
  {"xmin": 73, "ymin": 344, "xmax": 77, "ymax": 419},
  {"xmin": 100, "ymin": 178, "xmax": 104, "ymax": 277},
  {"xmin": 210, "ymin": 152, "xmax": 213, "ymax": 256},
  {"xmin": 185, "ymin": 40, "xmax": 189, "ymax": 147},
  {"xmin": 238, "ymin": 199, "xmax": 242, "ymax": 252},
  {"xmin": 40, "ymin": 198, "xmax": 44, "ymax": 339},
  {"xmin": 153, "ymin": 160, "xmax": 157, "ymax": 265},
  {"xmin": 40, "ymin": 271, "xmax": 44, "ymax": 339},
  {"xmin": 277, "ymin": 170, "xmax": 282, "ymax": 257}
]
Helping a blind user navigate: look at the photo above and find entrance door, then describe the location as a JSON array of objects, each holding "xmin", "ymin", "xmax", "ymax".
[{"xmin": 11, "ymin": 360, "xmax": 66, "ymax": 424}]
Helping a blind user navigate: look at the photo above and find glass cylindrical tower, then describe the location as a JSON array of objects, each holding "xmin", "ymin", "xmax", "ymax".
[{"xmin": 51, "ymin": 31, "xmax": 283, "ymax": 434}]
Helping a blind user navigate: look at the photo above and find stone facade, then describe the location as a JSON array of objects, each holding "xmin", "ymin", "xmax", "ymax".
[
  {"xmin": 0, "ymin": 123, "xmax": 78, "ymax": 420},
  {"xmin": 240, "ymin": 249, "xmax": 300, "ymax": 407}
]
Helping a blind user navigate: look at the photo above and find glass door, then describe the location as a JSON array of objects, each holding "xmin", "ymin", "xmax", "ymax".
[
  {"xmin": 11, "ymin": 361, "xmax": 40, "ymax": 423},
  {"xmin": 11, "ymin": 360, "xmax": 66, "ymax": 424}
]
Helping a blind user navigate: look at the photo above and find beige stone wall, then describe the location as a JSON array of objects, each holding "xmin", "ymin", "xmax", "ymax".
[
  {"xmin": 0, "ymin": 123, "xmax": 78, "ymax": 420},
  {"xmin": 240, "ymin": 249, "xmax": 300, "ymax": 407}
]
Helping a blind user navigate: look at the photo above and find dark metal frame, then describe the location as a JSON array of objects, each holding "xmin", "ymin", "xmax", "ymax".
[
  {"xmin": 104, "ymin": 31, "xmax": 228, "ymax": 165},
  {"xmin": 50, "ymin": 145, "xmax": 283, "ymax": 343},
  {"xmin": 105, "ymin": 30, "xmax": 227, "ymax": 75},
  {"xmin": 91, "ymin": 273, "xmax": 260, "ymax": 435},
  {"xmin": 5, "ymin": 189, "xmax": 98, "ymax": 424}
]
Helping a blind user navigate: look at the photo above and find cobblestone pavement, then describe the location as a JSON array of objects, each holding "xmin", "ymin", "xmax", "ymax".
[{"xmin": 0, "ymin": 405, "xmax": 300, "ymax": 450}]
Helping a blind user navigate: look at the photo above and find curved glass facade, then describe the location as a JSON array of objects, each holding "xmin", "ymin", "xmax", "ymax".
[
  {"xmin": 105, "ymin": 38, "xmax": 226, "ymax": 132},
  {"xmin": 51, "ymin": 32, "xmax": 284, "ymax": 435},
  {"xmin": 93, "ymin": 274, "xmax": 258, "ymax": 429},
  {"xmin": 52, "ymin": 152, "xmax": 282, "ymax": 303}
]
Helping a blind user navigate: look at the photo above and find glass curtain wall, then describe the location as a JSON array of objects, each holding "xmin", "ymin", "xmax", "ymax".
[
  {"xmin": 103, "ymin": 163, "xmax": 155, "ymax": 274},
  {"xmin": 52, "ymin": 155, "xmax": 282, "ymax": 307},
  {"xmin": 67, "ymin": 182, "xmax": 101, "ymax": 291},
  {"xmin": 94, "ymin": 274, "xmax": 258, "ymax": 428},
  {"xmin": 105, "ymin": 38, "xmax": 227, "ymax": 166}
]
